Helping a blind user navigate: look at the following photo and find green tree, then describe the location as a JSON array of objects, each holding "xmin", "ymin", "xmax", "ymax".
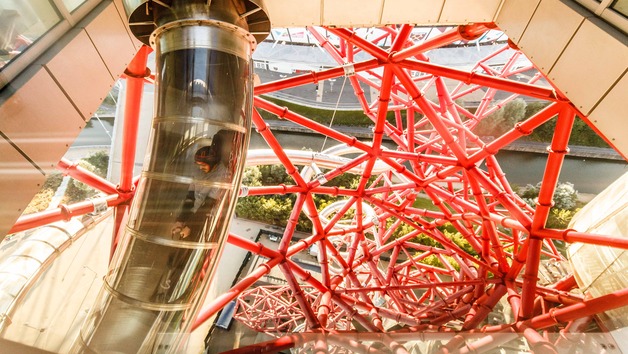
[
  {"xmin": 242, "ymin": 166, "xmax": 262, "ymax": 186},
  {"xmin": 64, "ymin": 160, "xmax": 100, "ymax": 204},
  {"xmin": 474, "ymin": 99, "xmax": 527, "ymax": 137},
  {"xmin": 83, "ymin": 150, "xmax": 109, "ymax": 178},
  {"xmin": 518, "ymin": 181, "xmax": 578, "ymax": 210}
]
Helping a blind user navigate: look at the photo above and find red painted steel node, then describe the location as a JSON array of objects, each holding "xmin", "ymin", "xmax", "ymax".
[{"xmin": 218, "ymin": 24, "xmax": 628, "ymax": 348}]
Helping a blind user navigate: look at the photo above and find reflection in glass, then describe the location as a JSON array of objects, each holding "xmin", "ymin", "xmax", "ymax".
[
  {"xmin": 62, "ymin": 0, "xmax": 87, "ymax": 13},
  {"xmin": 0, "ymin": 0, "xmax": 61, "ymax": 70},
  {"xmin": 611, "ymin": 0, "xmax": 628, "ymax": 17},
  {"xmin": 76, "ymin": 19, "xmax": 253, "ymax": 350}
]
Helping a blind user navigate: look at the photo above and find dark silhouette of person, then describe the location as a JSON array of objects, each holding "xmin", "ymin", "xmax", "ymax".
[
  {"xmin": 171, "ymin": 137, "xmax": 230, "ymax": 241},
  {"xmin": 154, "ymin": 131, "xmax": 234, "ymax": 303}
]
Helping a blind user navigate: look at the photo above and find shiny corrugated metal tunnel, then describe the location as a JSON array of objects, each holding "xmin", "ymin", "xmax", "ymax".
[{"xmin": 73, "ymin": 1, "xmax": 269, "ymax": 353}]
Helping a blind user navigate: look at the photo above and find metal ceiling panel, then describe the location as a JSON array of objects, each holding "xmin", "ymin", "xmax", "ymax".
[
  {"xmin": 323, "ymin": 0, "xmax": 385, "ymax": 27},
  {"xmin": 438, "ymin": 0, "xmax": 501, "ymax": 23},
  {"xmin": 45, "ymin": 30, "xmax": 115, "ymax": 120},
  {"xmin": 588, "ymin": 73, "xmax": 628, "ymax": 158},
  {"xmin": 495, "ymin": 0, "xmax": 541, "ymax": 43},
  {"xmin": 517, "ymin": 0, "xmax": 587, "ymax": 74},
  {"xmin": 380, "ymin": 0, "xmax": 444, "ymax": 25},
  {"xmin": 263, "ymin": 0, "xmax": 322, "ymax": 27},
  {"xmin": 263, "ymin": 0, "xmax": 506, "ymax": 27},
  {"xmin": 549, "ymin": 19, "xmax": 628, "ymax": 115},
  {"xmin": 86, "ymin": 2, "xmax": 137, "ymax": 80},
  {"xmin": 0, "ymin": 140, "xmax": 46, "ymax": 237},
  {"xmin": 0, "ymin": 69, "xmax": 86, "ymax": 173}
]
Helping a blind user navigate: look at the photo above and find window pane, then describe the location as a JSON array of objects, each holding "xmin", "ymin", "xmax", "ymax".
[
  {"xmin": 63, "ymin": 0, "xmax": 87, "ymax": 13},
  {"xmin": 611, "ymin": 0, "xmax": 628, "ymax": 17},
  {"xmin": 0, "ymin": 0, "xmax": 61, "ymax": 71}
]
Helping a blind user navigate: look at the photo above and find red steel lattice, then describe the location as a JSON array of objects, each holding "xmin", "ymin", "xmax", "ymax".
[
  {"xmin": 203, "ymin": 24, "xmax": 628, "ymax": 350},
  {"xmin": 10, "ymin": 23, "xmax": 628, "ymax": 352}
]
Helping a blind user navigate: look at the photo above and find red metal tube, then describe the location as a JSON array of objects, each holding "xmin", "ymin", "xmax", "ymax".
[
  {"xmin": 226, "ymin": 233, "xmax": 282, "ymax": 260},
  {"xmin": 515, "ymin": 323, "xmax": 558, "ymax": 354},
  {"xmin": 191, "ymin": 254, "xmax": 284, "ymax": 330},
  {"xmin": 219, "ymin": 334, "xmax": 301, "ymax": 354},
  {"xmin": 118, "ymin": 45, "xmax": 151, "ymax": 194},
  {"xmin": 551, "ymin": 274, "xmax": 577, "ymax": 292},
  {"xmin": 462, "ymin": 284, "xmax": 508, "ymax": 330},
  {"xmin": 523, "ymin": 287, "xmax": 628, "ymax": 330},
  {"xmin": 468, "ymin": 102, "xmax": 561, "ymax": 165},
  {"xmin": 9, "ymin": 194, "xmax": 126, "ymax": 233},
  {"xmin": 391, "ymin": 23, "xmax": 494, "ymax": 62},
  {"xmin": 535, "ymin": 228, "xmax": 628, "ymax": 250},
  {"xmin": 391, "ymin": 65, "xmax": 469, "ymax": 163},
  {"xmin": 254, "ymin": 59, "xmax": 380, "ymax": 95},
  {"xmin": 397, "ymin": 59, "xmax": 556, "ymax": 101},
  {"xmin": 252, "ymin": 110, "xmax": 307, "ymax": 188},
  {"xmin": 254, "ymin": 96, "xmax": 373, "ymax": 153},
  {"xmin": 286, "ymin": 260, "xmax": 381, "ymax": 332},
  {"xmin": 279, "ymin": 262, "xmax": 321, "ymax": 329},
  {"xmin": 521, "ymin": 105, "xmax": 575, "ymax": 319},
  {"xmin": 111, "ymin": 45, "xmax": 151, "ymax": 259},
  {"xmin": 57, "ymin": 158, "xmax": 118, "ymax": 195},
  {"xmin": 326, "ymin": 28, "xmax": 389, "ymax": 62}
]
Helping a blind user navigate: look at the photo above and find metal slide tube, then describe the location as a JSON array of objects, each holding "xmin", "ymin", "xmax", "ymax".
[{"xmin": 73, "ymin": 1, "xmax": 268, "ymax": 353}]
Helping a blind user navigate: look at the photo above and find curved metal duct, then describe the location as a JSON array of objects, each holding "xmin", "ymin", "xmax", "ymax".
[{"xmin": 72, "ymin": 1, "xmax": 269, "ymax": 353}]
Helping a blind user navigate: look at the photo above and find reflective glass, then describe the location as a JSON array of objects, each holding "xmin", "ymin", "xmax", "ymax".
[
  {"xmin": 0, "ymin": 0, "xmax": 61, "ymax": 70},
  {"xmin": 62, "ymin": 0, "xmax": 87, "ymax": 12},
  {"xmin": 611, "ymin": 0, "xmax": 628, "ymax": 17}
]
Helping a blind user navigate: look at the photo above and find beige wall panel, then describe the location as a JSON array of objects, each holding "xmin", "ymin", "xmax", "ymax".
[
  {"xmin": 86, "ymin": 2, "xmax": 137, "ymax": 80},
  {"xmin": 517, "ymin": 0, "xmax": 586, "ymax": 74},
  {"xmin": 0, "ymin": 140, "xmax": 46, "ymax": 238},
  {"xmin": 45, "ymin": 30, "xmax": 114, "ymax": 120},
  {"xmin": 113, "ymin": 0, "xmax": 144, "ymax": 50},
  {"xmin": 549, "ymin": 19, "xmax": 628, "ymax": 115},
  {"xmin": 380, "ymin": 0, "xmax": 444, "ymax": 25},
  {"xmin": 495, "ymin": 0, "xmax": 541, "ymax": 43},
  {"xmin": 323, "ymin": 0, "xmax": 384, "ymax": 27},
  {"xmin": 264, "ymin": 0, "xmax": 322, "ymax": 27},
  {"xmin": 0, "ymin": 69, "xmax": 85, "ymax": 173},
  {"xmin": 438, "ymin": 0, "xmax": 501, "ymax": 23},
  {"xmin": 588, "ymin": 73, "xmax": 628, "ymax": 158}
]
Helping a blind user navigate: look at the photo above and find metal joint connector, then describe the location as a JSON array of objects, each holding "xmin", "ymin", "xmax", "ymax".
[
  {"xmin": 90, "ymin": 197, "xmax": 109, "ymax": 215},
  {"xmin": 342, "ymin": 62, "xmax": 355, "ymax": 77}
]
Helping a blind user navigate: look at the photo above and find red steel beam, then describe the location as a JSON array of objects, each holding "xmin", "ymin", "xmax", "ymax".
[
  {"xmin": 254, "ymin": 59, "xmax": 380, "ymax": 95},
  {"xmin": 227, "ymin": 233, "xmax": 282, "ymax": 259},
  {"xmin": 279, "ymin": 262, "xmax": 321, "ymax": 329},
  {"xmin": 520, "ymin": 104, "xmax": 575, "ymax": 319},
  {"xmin": 536, "ymin": 228, "xmax": 628, "ymax": 250},
  {"xmin": 391, "ymin": 23, "xmax": 494, "ymax": 62},
  {"xmin": 191, "ymin": 254, "xmax": 284, "ymax": 330},
  {"xmin": 523, "ymin": 287, "xmax": 628, "ymax": 330},
  {"xmin": 252, "ymin": 109, "xmax": 308, "ymax": 188},
  {"xmin": 10, "ymin": 194, "xmax": 127, "ymax": 233},
  {"xmin": 397, "ymin": 59, "xmax": 557, "ymax": 101},
  {"xmin": 254, "ymin": 96, "xmax": 373, "ymax": 153},
  {"xmin": 57, "ymin": 158, "xmax": 118, "ymax": 195},
  {"xmin": 112, "ymin": 45, "xmax": 151, "ymax": 259},
  {"xmin": 118, "ymin": 45, "xmax": 151, "ymax": 194}
]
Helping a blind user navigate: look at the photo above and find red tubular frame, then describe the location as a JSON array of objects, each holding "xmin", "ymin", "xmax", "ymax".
[
  {"xmin": 216, "ymin": 24, "xmax": 627, "ymax": 350},
  {"xmin": 520, "ymin": 104, "xmax": 576, "ymax": 319},
  {"xmin": 111, "ymin": 45, "xmax": 151, "ymax": 258},
  {"xmin": 8, "ymin": 20, "xmax": 626, "ymax": 352}
]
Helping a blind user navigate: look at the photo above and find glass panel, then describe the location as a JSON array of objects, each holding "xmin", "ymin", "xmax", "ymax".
[
  {"xmin": 0, "ymin": 0, "xmax": 61, "ymax": 70},
  {"xmin": 76, "ymin": 293, "xmax": 190, "ymax": 353},
  {"xmin": 611, "ymin": 0, "xmax": 628, "ymax": 17},
  {"xmin": 62, "ymin": 0, "xmax": 87, "ymax": 13}
]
